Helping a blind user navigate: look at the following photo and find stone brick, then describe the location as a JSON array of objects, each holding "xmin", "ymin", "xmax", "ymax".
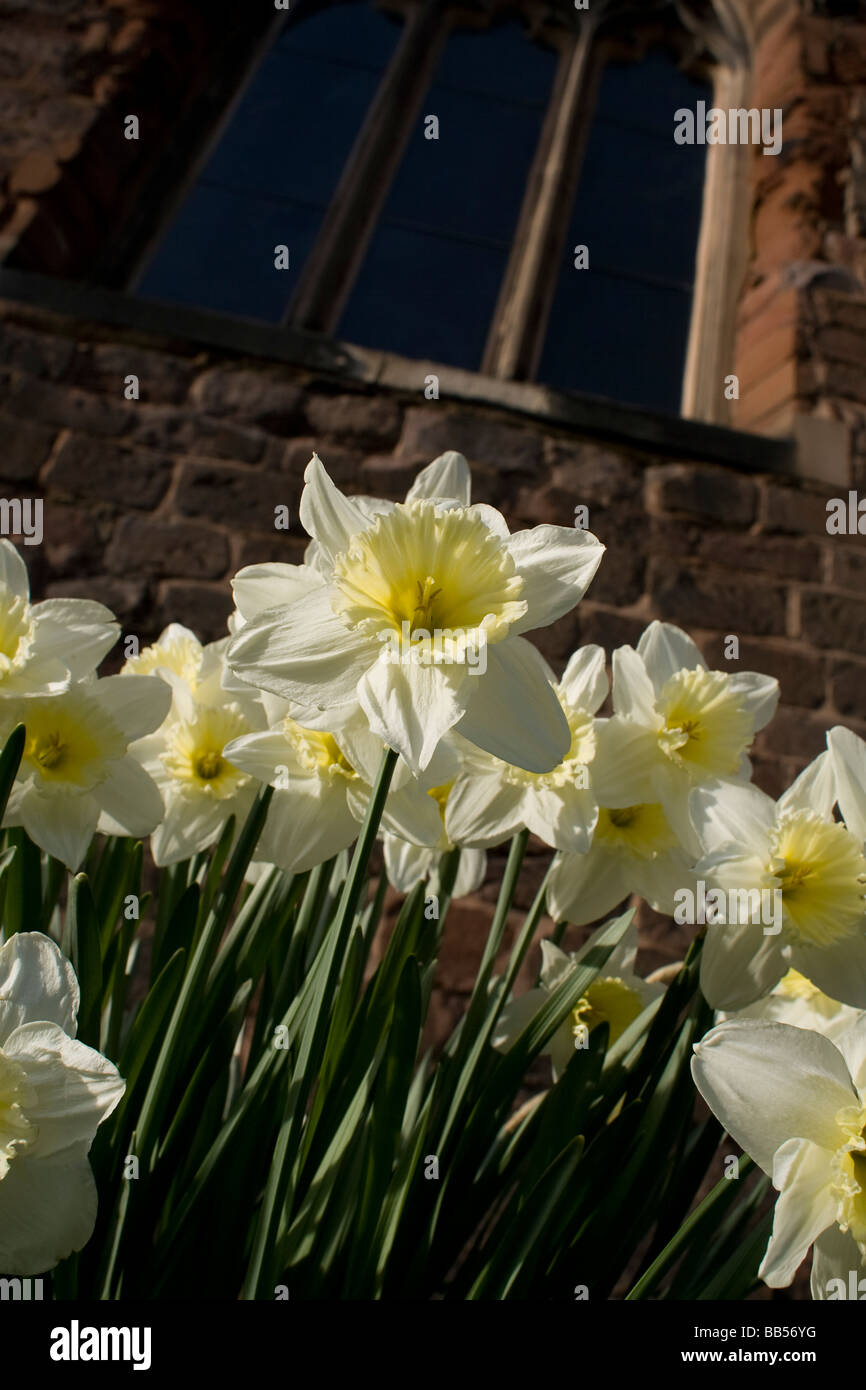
[
  {"xmin": 127, "ymin": 408, "xmax": 266, "ymax": 463},
  {"xmin": 572, "ymin": 603, "xmax": 647, "ymax": 654},
  {"xmin": 0, "ymin": 413, "xmax": 56, "ymax": 481},
  {"xmin": 71, "ymin": 342, "xmax": 198, "ymax": 404},
  {"xmin": 548, "ymin": 445, "xmax": 644, "ymax": 507},
  {"xmin": 760, "ymin": 483, "xmax": 834, "ymax": 536},
  {"xmin": 829, "ymin": 542, "xmax": 866, "ymax": 591},
  {"xmin": 700, "ymin": 634, "xmax": 826, "ymax": 709},
  {"xmin": 42, "ymin": 502, "xmax": 102, "ymax": 578},
  {"xmin": 45, "ymin": 436, "xmax": 173, "ymax": 508},
  {"xmin": 648, "ymin": 563, "xmax": 787, "ymax": 637},
  {"xmin": 175, "ymin": 460, "xmax": 293, "ymax": 532},
  {"xmin": 233, "ymin": 532, "xmax": 308, "ymax": 571},
  {"xmin": 154, "ymin": 581, "xmax": 233, "ymax": 643},
  {"xmin": 106, "ymin": 515, "xmax": 230, "ymax": 581},
  {"xmin": 801, "ymin": 588, "xmax": 866, "ymax": 655},
  {"xmin": 357, "ymin": 453, "xmax": 418, "ymax": 494},
  {"xmin": 44, "ymin": 575, "xmax": 145, "ymax": 621},
  {"xmin": 4, "ymin": 374, "xmax": 132, "ymax": 437},
  {"xmin": 190, "ymin": 367, "xmax": 305, "ymax": 434},
  {"xmin": 398, "ymin": 406, "xmax": 539, "ymax": 474},
  {"xmin": 305, "ymin": 392, "xmax": 402, "ymax": 448},
  {"xmin": 695, "ymin": 531, "xmax": 824, "ymax": 582},
  {"xmin": 755, "ymin": 705, "xmax": 831, "ymax": 763},
  {"xmin": 276, "ymin": 436, "xmax": 364, "ymax": 484},
  {"xmin": 831, "ymin": 657, "xmax": 866, "ymax": 719},
  {"xmin": 0, "ymin": 320, "xmax": 75, "ymax": 378},
  {"xmin": 646, "ymin": 463, "xmax": 758, "ymax": 525}
]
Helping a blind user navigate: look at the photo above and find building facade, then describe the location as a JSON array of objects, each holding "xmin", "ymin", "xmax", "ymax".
[{"xmin": 1, "ymin": 0, "xmax": 865, "ymax": 990}]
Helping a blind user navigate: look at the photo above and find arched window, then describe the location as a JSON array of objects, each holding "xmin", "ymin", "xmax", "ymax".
[{"xmin": 133, "ymin": 0, "xmax": 753, "ymax": 420}]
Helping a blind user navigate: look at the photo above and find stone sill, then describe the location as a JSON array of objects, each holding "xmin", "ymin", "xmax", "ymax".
[{"xmin": 0, "ymin": 267, "xmax": 814, "ymax": 481}]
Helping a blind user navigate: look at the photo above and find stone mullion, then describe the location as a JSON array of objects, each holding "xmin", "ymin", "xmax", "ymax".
[
  {"xmin": 480, "ymin": 12, "xmax": 604, "ymax": 382},
  {"xmin": 286, "ymin": 0, "xmax": 449, "ymax": 333}
]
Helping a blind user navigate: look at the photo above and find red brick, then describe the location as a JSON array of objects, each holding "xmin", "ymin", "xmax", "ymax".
[{"xmin": 696, "ymin": 531, "xmax": 823, "ymax": 582}]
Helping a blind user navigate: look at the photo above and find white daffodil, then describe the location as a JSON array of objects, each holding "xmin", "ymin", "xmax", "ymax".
[
  {"xmin": 226, "ymin": 452, "xmax": 604, "ymax": 775},
  {"xmin": 546, "ymin": 799, "xmax": 694, "ymax": 928},
  {"xmin": 828, "ymin": 725, "xmax": 866, "ymax": 848},
  {"xmin": 493, "ymin": 922, "xmax": 663, "ymax": 1078},
  {"xmin": 689, "ymin": 751, "xmax": 866, "ymax": 1011},
  {"xmin": 0, "ymin": 540, "xmax": 119, "ymax": 693},
  {"xmin": 124, "ymin": 635, "xmax": 265, "ymax": 866},
  {"xmin": 718, "ymin": 969, "xmax": 863, "ymax": 1045},
  {"xmin": 0, "ymin": 676, "xmax": 170, "ymax": 870},
  {"xmin": 441, "ymin": 644, "xmax": 604, "ymax": 854},
  {"xmin": 380, "ymin": 772, "xmax": 487, "ymax": 900},
  {"xmin": 591, "ymin": 622, "xmax": 778, "ymax": 851},
  {"xmin": 0, "ymin": 932, "xmax": 124, "ymax": 1275},
  {"xmin": 224, "ymin": 701, "xmax": 379, "ymax": 877},
  {"xmin": 692, "ymin": 1015, "xmax": 866, "ymax": 1296},
  {"xmin": 122, "ymin": 621, "xmax": 203, "ymax": 688}
]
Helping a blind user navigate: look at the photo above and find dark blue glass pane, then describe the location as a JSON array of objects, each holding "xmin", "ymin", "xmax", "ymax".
[
  {"xmin": 137, "ymin": 1, "xmax": 401, "ymax": 317},
  {"xmin": 138, "ymin": 185, "xmax": 322, "ymax": 321},
  {"xmin": 540, "ymin": 50, "xmax": 711, "ymax": 411},
  {"xmin": 341, "ymin": 224, "xmax": 509, "ymax": 368},
  {"xmin": 541, "ymin": 272, "xmax": 694, "ymax": 415},
  {"xmin": 339, "ymin": 21, "xmax": 556, "ymax": 368},
  {"xmin": 276, "ymin": 0, "xmax": 401, "ymax": 66}
]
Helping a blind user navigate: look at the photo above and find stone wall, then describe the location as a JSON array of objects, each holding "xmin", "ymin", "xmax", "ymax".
[{"xmin": 0, "ymin": 292, "xmax": 862, "ymax": 797}]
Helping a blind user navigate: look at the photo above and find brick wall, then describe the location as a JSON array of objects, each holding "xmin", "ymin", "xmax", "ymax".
[
  {"xmin": 0, "ymin": 295, "xmax": 862, "ymax": 793},
  {"xmin": 2, "ymin": 0, "xmax": 866, "ymax": 1005}
]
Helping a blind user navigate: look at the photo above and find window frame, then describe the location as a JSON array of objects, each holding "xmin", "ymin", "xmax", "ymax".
[{"xmin": 130, "ymin": 0, "xmax": 755, "ymax": 425}]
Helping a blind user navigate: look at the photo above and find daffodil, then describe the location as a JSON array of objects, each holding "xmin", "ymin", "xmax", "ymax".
[
  {"xmin": 591, "ymin": 622, "xmax": 778, "ymax": 851},
  {"xmin": 692, "ymin": 1015, "xmax": 866, "ymax": 1296},
  {"xmin": 828, "ymin": 725, "xmax": 866, "ymax": 848},
  {"xmin": 124, "ymin": 637, "xmax": 265, "ymax": 866},
  {"xmin": 379, "ymin": 773, "xmax": 487, "ymax": 899},
  {"xmin": 0, "ymin": 932, "xmax": 124, "ymax": 1275},
  {"xmin": 0, "ymin": 540, "xmax": 119, "ymax": 693},
  {"xmin": 0, "ymin": 676, "xmax": 170, "ymax": 870},
  {"xmin": 493, "ymin": 922, "xmax": 663, "ymax": 1078},
  {"xmin": 546, "ymin": 798, "xmax": 694, "ymax": 928},
  {"xmin": 441, "ymin": 644, "xmax": 604, "ymax": 854},
  {"xmin": 224, "ymin": 702, "xmax": 375, "ymax": 876},
  {"xmin": 226, "ymin": 452, "xmax": 604, "ymax": 775},
  {"xmin": 718, "ymin": 969, "xmax": 862, "ymax": 1044},
  {"xmin": 689, "ymin": 751, "xmax": 866, "ymax": 1010}
]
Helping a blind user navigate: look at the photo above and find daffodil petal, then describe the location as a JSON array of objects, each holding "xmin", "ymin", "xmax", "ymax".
[
  {"xmin": 0, "ymin": 933, "xmax": 78, "ymax": 1046},
  {"xmin": 507, "ymin": 525, "xmax": 604, "ymax": 634},
  {"xmin": 456, "ymin": 638, "xmax": 570, "ymax": 775},
  {"xmin": 691, "ymin": 1019, "xmax": 857, "ymax": 1174},
  {"xmin": 405, "ymin": 451, "xmax": 471, "ymax": 504},
  {"xmin": 759, "ymin": 1137, "xmax": 837, "ymax": 1287}
]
